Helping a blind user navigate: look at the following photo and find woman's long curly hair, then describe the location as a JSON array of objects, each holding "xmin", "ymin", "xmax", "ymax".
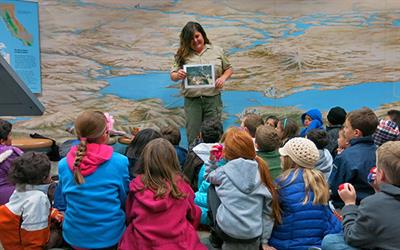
[{"xmin": 175, "ymin": 21, "xmax": 210, "ymax": 67}]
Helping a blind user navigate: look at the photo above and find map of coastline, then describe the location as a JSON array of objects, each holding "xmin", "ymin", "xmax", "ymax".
[{"xmin": 0, "ymin": 3, "xmax": 32, "ymax": 46}]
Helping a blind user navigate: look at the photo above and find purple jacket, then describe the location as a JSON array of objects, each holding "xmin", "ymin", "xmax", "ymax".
[{"xmin": 0, "ymin": 145, "xmax": 23, "ymax": 205}]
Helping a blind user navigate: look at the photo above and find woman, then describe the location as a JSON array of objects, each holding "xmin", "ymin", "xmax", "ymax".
[{"xmin": 170, "ymin": 21, "xmax": 233, "ymax": 145}]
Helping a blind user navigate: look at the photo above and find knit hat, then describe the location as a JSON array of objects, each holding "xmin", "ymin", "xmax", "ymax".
[
  {"xmin": 279, "ymin": 137, "xmax": 319, "ymax": 168},
  {"xmin": 327, "ymin": 106, "xmax": 347, "ymax": 125}
]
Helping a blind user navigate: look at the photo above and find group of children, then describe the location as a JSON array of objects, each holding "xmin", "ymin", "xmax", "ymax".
[{"xmin": 0, "ymin": 106, "xmax": 399, "ymax": 250}]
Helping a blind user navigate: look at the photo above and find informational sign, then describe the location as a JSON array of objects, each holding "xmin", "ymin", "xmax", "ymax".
[{"xmin": 0, "ymin": 0, "xmax": 41, "ymax": 93}]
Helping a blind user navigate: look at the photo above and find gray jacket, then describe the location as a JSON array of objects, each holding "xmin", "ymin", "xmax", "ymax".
[
  {"xmin": 342, "ymin": 183, "xmax": 400, "ymax": 250},
  {"xmin": 205, "ymin": 158, "xmax": 274, "ymax": 243},
  {"xmin": 315, "ymin": 149, "xmax": 333, "ymax": 180}
]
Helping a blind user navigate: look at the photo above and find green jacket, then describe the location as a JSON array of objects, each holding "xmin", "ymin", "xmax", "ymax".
[{"xmin": 257, "ymin": 150, "xmax": 281, "ymax": 180}]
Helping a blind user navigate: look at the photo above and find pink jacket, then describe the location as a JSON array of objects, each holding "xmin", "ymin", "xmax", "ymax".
[{"xmin": 119, "ymin": 175, "xmax": 206, "ymax": 250}]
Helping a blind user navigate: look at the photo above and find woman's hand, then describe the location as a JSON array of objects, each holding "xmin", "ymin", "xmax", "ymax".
[
  {"xmin": 262, "ymin": 244, "xmax": 277, "ymax": 250},
  {"xmin": 176, "ymin": 69, "xmax": 186, "ymax": 80},
  {"xmin": 215, "ymin": 77, "xmax": 225, "ymax": 89},
  {"xmin": 339, "ymin": 183, "xmax": 357, "ymax": 205}
]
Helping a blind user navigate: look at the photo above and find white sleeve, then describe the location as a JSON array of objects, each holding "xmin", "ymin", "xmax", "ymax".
[{"xmin": 21, "ymin": 191, "xmax": 51, "ymax": 231}]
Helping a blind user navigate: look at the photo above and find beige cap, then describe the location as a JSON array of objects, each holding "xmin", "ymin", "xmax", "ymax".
[{"xmin": 279, "ymin": 137, "xmax": 319, "ymax": 168}]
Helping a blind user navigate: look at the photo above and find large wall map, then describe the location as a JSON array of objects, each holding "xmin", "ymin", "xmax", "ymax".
[{"xmin": 2, "ymin": 0, "xmax": 400, "ymax": 144}]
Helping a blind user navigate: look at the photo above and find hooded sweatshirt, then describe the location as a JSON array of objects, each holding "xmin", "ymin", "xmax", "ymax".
[
  {"xmin": 315, "ymin": 149, "xmax": 333, "ymax": 180},
  {"xmin": 300, "ymin": 109, "xmax": 324, "ymax": 137},
  {"xmin": 205, "ymin": 158, "xmax": 274, "ymax": 244},
  {"xmin": 57, "ymin": 143, "xmax": 129, "ymax": 249},
  {"xmin": 119, "ymin": 175, "xmax": 207, "ymax": 250},
  {"xmin": 0, "ymin": 145, "xmax": 23, "ymax": 205}
]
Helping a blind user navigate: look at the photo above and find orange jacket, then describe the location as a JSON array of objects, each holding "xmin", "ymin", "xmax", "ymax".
[{"xmin": 0, "ymin": 185, "xmax": 50, "ymax": 250}]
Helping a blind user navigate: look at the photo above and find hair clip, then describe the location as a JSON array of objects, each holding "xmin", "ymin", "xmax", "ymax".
[
  {"xmin": 283, "ymin": 118, "xmax": 287, "ymax": 129},
  {"xmin": 104, "ymin": 112, "xmax": 114, "ymax": 132}
]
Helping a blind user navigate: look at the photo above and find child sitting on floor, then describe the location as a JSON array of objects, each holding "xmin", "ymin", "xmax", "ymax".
[
  {"xmin": 0, "ymin": 152, "xmax": 52, "ymax": 249},
  {"xmin": 57, "ymin": 110, "xmax": 129, "ymax": 249},
  {"xmin": 322, "ymin": 141, "xmax": 400, "ymax": 249},
  {"xmin": 299, "ymin": 109, "xmax": 324, "ymax": 137},
  {"xmin": 0, "ymin": 119, "xmax": 23, "ymax": 205},
  {"xmin": 119, "ymin": 138, "xmax": 206, "ymax": 250},
  {"xmin": 206, "ymin": 127, "xmax": 280, "ymax": 250},
  {"xmin": 276, "ymin": 118, "xmax": 299, "ymax": 146},
  {"xmin": 269, "ymin": 138, "xmax": 341, "ymax": 250}
]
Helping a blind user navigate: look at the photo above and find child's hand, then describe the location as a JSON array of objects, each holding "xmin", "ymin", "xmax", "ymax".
[
  {"xmin": 51, "ymin": 208, "xmax": 64, "ymax": 223},
  {"xmin": 262, "ymin": 244, "xmax": 277, "ymax": 250},
  {"xmin": 338, "ymin": 183, "xmax": 356, "ymax": 205},
  {"xmin": 210, "ymin": 144, "xmax": 223, "ymax": 161},
  {"xmin": 367, "ymin": 166, "xmax": 380, "ymax": 192}
]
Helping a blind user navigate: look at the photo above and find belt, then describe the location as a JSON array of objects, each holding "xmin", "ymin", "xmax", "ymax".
[{"xmin": 185, "ymin": 94, "xmax": 220, "ymax": 100}]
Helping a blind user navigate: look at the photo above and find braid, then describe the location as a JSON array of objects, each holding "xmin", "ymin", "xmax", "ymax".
[{"xmin": 73, "ymin": 140, "xmax": 87, "ymax": 185}]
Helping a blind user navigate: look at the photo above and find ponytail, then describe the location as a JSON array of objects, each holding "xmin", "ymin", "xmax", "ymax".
[
  {"xmin": 73, "ymin": 139, "xmax": 87, "ymax": 185},
  {"xmin": 255, "ymin": 156, "xmax": 282, "ymax": 224}
]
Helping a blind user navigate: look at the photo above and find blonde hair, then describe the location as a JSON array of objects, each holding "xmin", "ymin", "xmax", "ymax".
[
  {"xmin": 280, "ymin": 156, "xmax": 330, "ymax": 205},
  {"xmin": 73, "ymin": 111, "xmax": 107, "ymax": 185},
  {"xmin": 223, "ymin": 127, "xmax": 282, "ymax": 224},
  {"xmin": 140, "ymin": 138, "xmax": 185, "ymax": 199},
  {"xmin": 377, "ymin": 141, "xmax": 400, "ymax": 186}
]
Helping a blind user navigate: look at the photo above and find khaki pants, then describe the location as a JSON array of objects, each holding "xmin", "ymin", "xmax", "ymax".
[{"xmin": 184, "ymin": 94, "xmax": 222, "ymax": 145}]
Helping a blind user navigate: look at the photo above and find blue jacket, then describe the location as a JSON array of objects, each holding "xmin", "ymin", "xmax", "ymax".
[
  {"xmin": 329, "ymin": 136, "xmax": 376, "ymax": 208},
  {"xmin": 194, "ymin": 164, "xmax": 210, "ymax": 224},
  {"xmin": 269, "ymin": 169, "xmax": 342, "ymax": 250},
  {"xmin": 300, "ymin": 109, "xmax": 324, "ymax": 137},
  {"xmin": 58, "ymin": 152, "xmax": 129, "ymax": 249}
]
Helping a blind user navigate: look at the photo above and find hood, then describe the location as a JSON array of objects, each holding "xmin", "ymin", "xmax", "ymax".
[
  {"xmin": 224, "ymin": 158, "xmax": 261, "ymax": 194},
  {"xmin": 66, "ymin": 143, "xmax": 113, "ymax": 177},
  {"xmin": 129, "ymin": 175, "xmax": 182, "ymax": 213},
  {"xmin": 192, "ymin": 143, "xmax": 217, "ymax": 162},
  {"xmin": 380, "ymin": 183, "xmax": 400, "ymax": 201},
  {"xmin": 315, "ymin": 149, "xmax": 333, "ymax": 172},
  {"xmin": 301, "ymin": 109, "xmax": 323, "ymax": 124},
  {"xmin": 0, "ymin": 145, "xmax": 23, "ymax": 163}
]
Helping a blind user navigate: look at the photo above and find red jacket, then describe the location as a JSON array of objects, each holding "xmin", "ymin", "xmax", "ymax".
[{"xmin": 119, "ymin": 175, "xmax": 206, "ymax": 250}]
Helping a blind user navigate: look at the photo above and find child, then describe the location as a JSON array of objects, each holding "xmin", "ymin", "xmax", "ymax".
[
  {"xmin": 299, "ymin": 108, "xmax": 324, "ymax": 137},
  {"xmin": 191, "ymin": 119, "xmax": 224, "ymax": 225},
  {"xmin": 265, "ymin": 115, "xmax": 279, "ymax": 128},
  {"xmin": 0, "ymin": 152, "xmax": 51, "ymax": 249},
  {"xmin": 160, "ymin": 125, "xmax": 187, "ymax": 169},
  {"xmin": 269, "ymin": 138, "xmax": 341, "ymax": 250},
  {"xmin": 119, "ymin": 138, "xmax": 206, "ymax": 250},
  {"xmin": 306, "ymin": 129, "xmax": 333, "ymax": 179},
  {"xmin": 241, "ymin": 113, "xmax": 264, "ymax": 139},
  {"xmin": 255, "ymin": 125, "xmax": 282, "ymax": 179},
  {"xmin": 183, "ymin": 119, "xmax": 223, "ymax": 191},
  {"xmin": 276, "ymin": 118, "xmax": 299, "ymax": 146},
  {"xmin": 206, "ymin": 127, "xmax": 280, "ymax": 250},
  {"xmin": 326, "ymin": 106, "xmax": 347, "ymax": 158},
  {"xmin": 0, "ymin": 119, "xmax": 23, "ymax": 205},
  {"xmin": 337, "ymin": 128, "xmax": 349, "ymax": 155},
  {"xmin": 373, "ymin": 109, "xmax": 400, "ymax": 146},
  {"xmin": 57, "ymin": 110, "xmax": 129, "ymax": 249},
  {"xmin": 322, "ymin": 141, "xmax": 400, "ymax": 249},
  {"xmin": 329, "ymin": 107, "xmax": 379, "ymax": 208},
  {"xmin": 125, "ymin": 128, "xmax": 162, "ymax": 179}
]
